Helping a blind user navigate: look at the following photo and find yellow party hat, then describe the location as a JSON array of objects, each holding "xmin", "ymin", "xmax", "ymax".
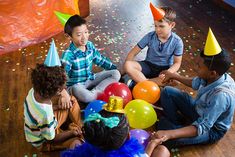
[
  {"xmin": 103, "ymin": 96, "xmax": 125, "ymax": 113},
  {"xmin": 204, "ymin": 28, "xmax": 222, "ymax": 56}
]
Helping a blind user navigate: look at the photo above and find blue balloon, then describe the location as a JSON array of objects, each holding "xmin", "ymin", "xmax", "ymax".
[{"xmin": 84, "ymin": 100, "xmax": 107, "ymax": 119}]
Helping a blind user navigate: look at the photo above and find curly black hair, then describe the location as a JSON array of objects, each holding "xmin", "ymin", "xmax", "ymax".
[
  {"xmin": 200, "ymin": 49, "xmax": 231, "ymax": 76},
  {"xmin": 83, "ymin": 110, "xmax": 129, "ymax": 151},
  {"xmin": 31, "ymin": 64, "xmax": 67, "ymax": 99},
  {"xmin": 64, "ymin": 14, "xmax": 87, "ymax": 37}
]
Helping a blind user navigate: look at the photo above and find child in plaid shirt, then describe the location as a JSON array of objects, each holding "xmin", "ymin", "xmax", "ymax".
[{"xmin": 61, "ymin": 15, "xmax": 120, "ymax": 104}]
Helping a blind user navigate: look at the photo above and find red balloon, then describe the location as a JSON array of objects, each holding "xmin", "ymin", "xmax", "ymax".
[
  {"xmin": 97, "ymin": 92, "xmax": 108, "ymax": 102},
  {"xmin": 103, "ymin": 82, "xmax": 132, "ymax": 106}
]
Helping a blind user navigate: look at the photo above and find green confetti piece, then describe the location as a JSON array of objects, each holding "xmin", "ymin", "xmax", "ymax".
[{"xmin": 32, "ymin": 154, "xmax": 37, "ymax": 157}]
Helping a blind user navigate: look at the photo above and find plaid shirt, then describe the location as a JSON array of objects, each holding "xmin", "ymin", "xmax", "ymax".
[{"xmin": 61, "ymin": 41, "xmax": 117, "ymax": 87}]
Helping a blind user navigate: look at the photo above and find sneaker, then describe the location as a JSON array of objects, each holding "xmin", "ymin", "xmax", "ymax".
[
  {"xmin": 121, "ymin": 74, "xmax": 131, "ymax": 83},
  {"xmin": 121, "ymin": 74, "xmax": 136, "ymax": 89},
  {"xmin": 126, "ymin": 79, "xmax": 136, "ymax": 89}
]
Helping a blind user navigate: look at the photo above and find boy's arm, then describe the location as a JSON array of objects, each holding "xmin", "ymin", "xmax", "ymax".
[
  {"xmin": 61, "ymin": 50, "xmax": 73, "ymax": 76},
  {"xmin": 167, "ymin": 37, "xmax": 183, "ymax": 73},
  {"xmin": 92, "ymin": 47, "xmax": 117, "ymax": 70},
  {"xmin": 154, "ymin": 125, "xmax": 198, "ymax": 141},
  {"xmin": 161, "ymin": 71, "xmax": 193, "ymax": 87},
  {"xmin": 167, "ymin": 55, "xmax": 182, "ymax": 73},
  {"xmin": 125, "ymin": 45, "xmax": 142, "ymax": 61}
]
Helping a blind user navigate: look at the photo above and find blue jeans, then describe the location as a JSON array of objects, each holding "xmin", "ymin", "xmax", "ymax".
[{"xmin": 157, "ymin": 86, "xmax": 225, "ymax": 149}]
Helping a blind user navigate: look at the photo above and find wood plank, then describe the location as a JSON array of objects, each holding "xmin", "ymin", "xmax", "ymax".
[{"xmin": 0, "ymin": 0, "xmax": 234, "ymax": 156}]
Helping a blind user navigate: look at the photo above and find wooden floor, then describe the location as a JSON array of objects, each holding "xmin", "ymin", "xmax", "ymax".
[{"xmin": 0, "ymin": 0, "xmax": 235, "ymax": 156}]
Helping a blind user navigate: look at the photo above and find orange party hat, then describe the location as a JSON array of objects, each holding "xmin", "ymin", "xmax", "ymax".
[{"xmin": 150, "ymin": 2, "xmax": 165, "ymax": 21}]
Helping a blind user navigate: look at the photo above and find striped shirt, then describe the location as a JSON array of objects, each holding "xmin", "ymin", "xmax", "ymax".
[
  {"xmin": 61, "ymin": 41, "xmax": 117, "ymax": 87},
  {"xmin": 24, "ymin": 88, "xmax": 57, "ymax": 147}
]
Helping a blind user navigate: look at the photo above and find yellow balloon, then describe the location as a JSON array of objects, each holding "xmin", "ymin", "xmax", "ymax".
[{"xmin": 124, "ymin": 99, "xmax": 157, "ymax": 129}]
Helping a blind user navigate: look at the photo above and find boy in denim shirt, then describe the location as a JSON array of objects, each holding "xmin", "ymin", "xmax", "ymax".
[
  {"xmin": 151, "ymin": 28, "xmax": 235, "ymax": 149},
  {"xmin": 61, "ymin": 15, "xmax": 120, "ymax": 103},
  {"xmin": 123, "ymin": 3, "xmax": 183, "ymax": 87}
]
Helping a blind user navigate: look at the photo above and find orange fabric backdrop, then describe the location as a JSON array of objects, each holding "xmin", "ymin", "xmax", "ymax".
[{"xmin": 0, "ymin": 0, "xmax": 79, "ymax": 54}]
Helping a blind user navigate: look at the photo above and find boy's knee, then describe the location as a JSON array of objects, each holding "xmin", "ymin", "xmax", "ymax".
[
  {"xmin": 161, "ymin": 86, "xmax": 177, "ymax": 96},
  {"xmin": 70, "ymin": 96, "xmax": 80, "ymax": 110},
  {"xmin": 153, "ymin": 145, "xmax": 170, "ymax": 157},
  {"xmin": 160, "ymin": 86, "xmax": 176, "ymax": 106},
  {"xmin": 78, "ymin": 95, "xmax": 95, "ymax": 103},
  {"xmin": 72, "ymin": 88, "xmax": 95, "ymax": 103},
  {"xmin": 123, "ymin": 61, "xmax": 133, "ymax": 72},
  {"xmin": 111, "ymin": 69, "xmax": 121, "ymax": 81}
]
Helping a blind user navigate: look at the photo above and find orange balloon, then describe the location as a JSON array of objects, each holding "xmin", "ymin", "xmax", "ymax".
[{"xmin": 132, "ymin": 80, "xmax": 160, "ymax": 104}]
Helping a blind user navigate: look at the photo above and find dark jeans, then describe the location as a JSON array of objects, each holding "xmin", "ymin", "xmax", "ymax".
[
  {"xmin": 138, "ymin": 61, "xmax": 169, "ymax": 78},
  {"xmin": 157, "ymin": 86, "xmax": 226, "ymax": 149}
]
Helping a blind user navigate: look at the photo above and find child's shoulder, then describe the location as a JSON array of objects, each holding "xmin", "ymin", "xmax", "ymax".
[
  {"xmin": 171, "ymin": 32, "xmax": 183, "ymax": 41},
  {"xmin": 145, "ymin": 31, "xmax": 156, "ymax": 37},
  {"xmin": 86, "ymin": 41, "xmax": 95, "ymax": 48}
]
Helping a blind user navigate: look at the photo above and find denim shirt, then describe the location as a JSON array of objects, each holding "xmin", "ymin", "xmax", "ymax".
[{"xmin": 192, "ymin": 73, "xmax": 235, "ymax": 136}]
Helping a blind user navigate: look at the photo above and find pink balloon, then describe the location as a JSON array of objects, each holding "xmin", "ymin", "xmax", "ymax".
[{"xmin": 103, "ymin": 82, "xmax": 132, "ymax": 106}]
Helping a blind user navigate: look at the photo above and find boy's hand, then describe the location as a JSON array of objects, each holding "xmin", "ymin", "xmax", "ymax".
[
  {"xmin": 160, "ymin": 70, "xmax": 177, "ymax": 84},
  {"xmin": 72, "ymin": 126, "xmax": 83, "ymax": 137},
  {"xmin": 148, "ymin": 136, "xmax": 167, "ymax": 147},
  {"xmin": 152, "ymin": 130, "xmax": 171, "ymax": 142},
  {"xmin": 58, "ymin": 89, "xmax": 73, "ymax": 109},
  {"xmin": 149, "ymin": 77, "xmax": 164, "ymax": 86}
]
